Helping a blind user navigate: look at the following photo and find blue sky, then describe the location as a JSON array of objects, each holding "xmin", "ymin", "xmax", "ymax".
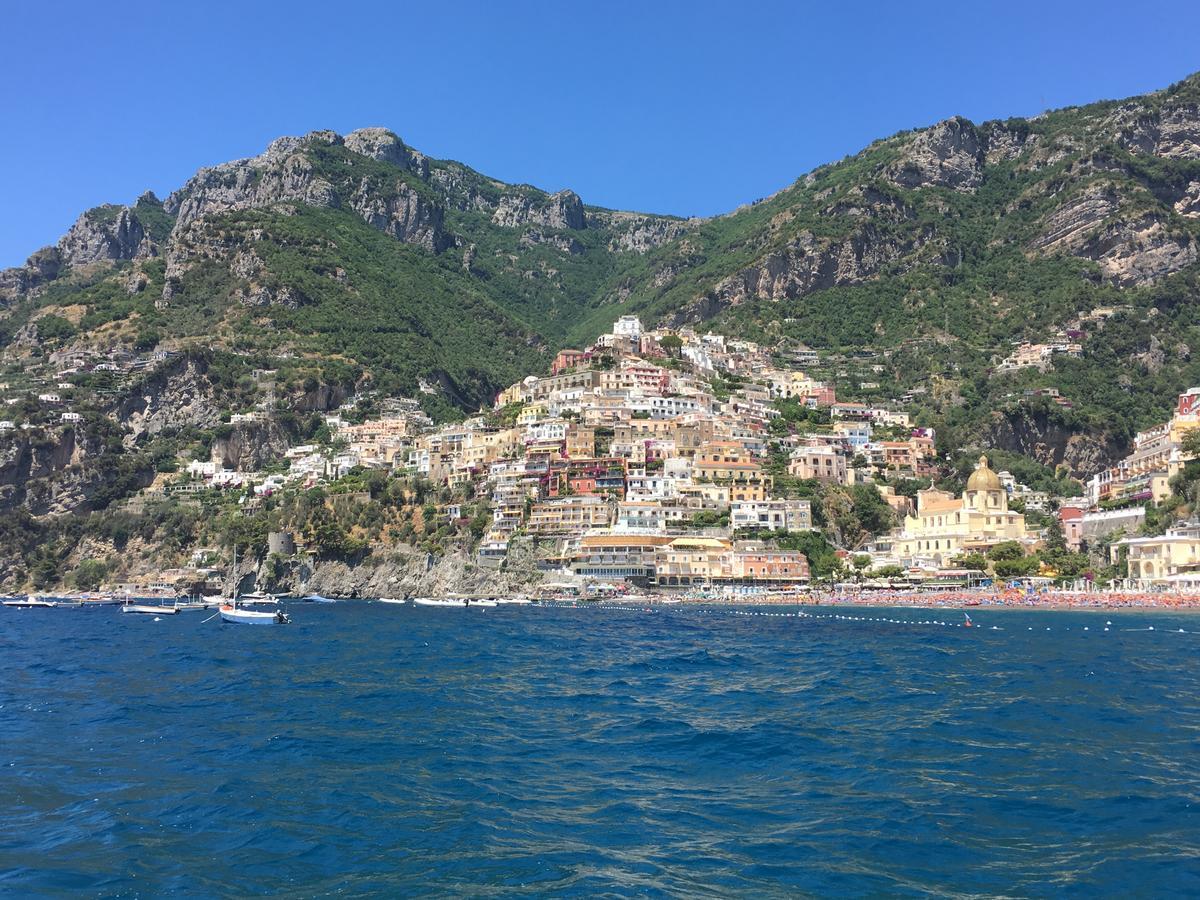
[{"xmin": 3, "ymin": 0, "xmax": 1199, "ymax": 267}]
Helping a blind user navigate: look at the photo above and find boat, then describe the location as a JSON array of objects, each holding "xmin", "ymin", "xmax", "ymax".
[
  {"xmin": 376, "ymin": 597, "xmax": 407, "ymax": 605},
  {"xmin": 3, "ymin": 597, "xmax": 58, "ymax": 608},
  {"xmin": 494, "ymin": 596, "xmax": 532, "ymax": 605},
  {"xmin": 237, "ymin": 592, "xmax": 277, "ymax": 607},
  {"xmin": 78, "ymin": 595, "xmax": 126, "ymax": 606},
  {"xmin": 297, "ymin": 594, "xmax": 340, "ymax": 603},
  {"xmin": 413, "ymin": 596, "xmax": 497, "ymax": 608},
  {"xmin": 218, "ymin": 597, "xmax": 290, "ymax": 625},
  {"xmin": 173, "ymin": 598, "xmax": 219, "ymax": 611},
  {"xmin": 122, "ymin": 604, "xmax": 180, "ymax": 615},
  {"xmin": 216, "ymin": 547, "xmax": 289, "ymax": 624}
]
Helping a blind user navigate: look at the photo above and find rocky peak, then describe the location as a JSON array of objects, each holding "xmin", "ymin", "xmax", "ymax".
[
  {"xmin": 57, "ymin": 204, "xmax": 156, "ymax": 267},
  {"xmin": 492, "ymin": 189, "xmax": 585, "ymax": 230},
  {"xmin": 887, "ymin": 116, "xmax": 984, "ymax": 191},
  {"xmin": 344, "ymin": 127, "xmax": 429, "ymax": 177}
]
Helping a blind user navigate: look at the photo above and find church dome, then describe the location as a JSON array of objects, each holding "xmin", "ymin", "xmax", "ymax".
[{"xmin": 966, "ymin": 455, "xmax": 1002, "ymax": 492}]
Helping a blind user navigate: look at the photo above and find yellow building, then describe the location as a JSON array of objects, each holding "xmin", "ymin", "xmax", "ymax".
[
  {"xmin": 1112, "ymin": 523, "xmax": 1200, "ymax": 585},
  {"xmin": 527, "ymin": 496, "xmax": 613, "ymax": 536},
  {"xmin": 654, "ymin": 537, "xmax": 731, "ymax": 586},
  {"xmin": 894, "ymin": 456, "xmax": 1032, "ymax": 567}
]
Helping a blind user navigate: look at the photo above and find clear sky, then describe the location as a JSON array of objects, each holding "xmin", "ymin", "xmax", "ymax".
[{"xmin": 3, "ymin": 0, "xmax": 1199, "ymax": 267}]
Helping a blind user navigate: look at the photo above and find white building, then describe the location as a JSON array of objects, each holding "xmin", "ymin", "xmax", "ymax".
[
  {"xmin": 731, "ymin": 499, "xmax": 813, "ymax": 532},
  {"xmin": 612, "ymin": 315, "xmax": 643, "ymax": 340}
]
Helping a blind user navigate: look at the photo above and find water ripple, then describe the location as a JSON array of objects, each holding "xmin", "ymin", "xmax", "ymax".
[{"xmin": 1, "ymin": 603, "xmax": 1199, "ymax": 895}]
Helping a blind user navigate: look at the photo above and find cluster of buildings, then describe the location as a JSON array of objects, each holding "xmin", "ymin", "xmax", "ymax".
[
  {"xmin": 1084, "ymin": 388, "xmax": 1200, "ymax": 508},
  {"xmin": 996, "ymin": 339, "xmax": 1082, "ymax": 373},
  {"xmin": 129, "ymin": 307, "xmax": 1200, "ymax": 591},
  {"xmin": 411, "ymin": 316, "xmax": 945, "ymax": 586},
  {"xmin": 872, "ymin": 455, "xmax": 1037, "ymax": 570}
]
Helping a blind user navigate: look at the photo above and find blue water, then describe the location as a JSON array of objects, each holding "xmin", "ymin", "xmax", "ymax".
[{"xmin": 2, "ymin": 603, "xmax": 1199, "ymax": 896}]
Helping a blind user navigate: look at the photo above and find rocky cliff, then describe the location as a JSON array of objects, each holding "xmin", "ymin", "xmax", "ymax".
[
  {"xmin": 0, "ymin": 422, "xmax": 153, "ymax": 516},
  {"xmin": 3, "ymin": 72, "xmax": 1200, "ymax": 452}
]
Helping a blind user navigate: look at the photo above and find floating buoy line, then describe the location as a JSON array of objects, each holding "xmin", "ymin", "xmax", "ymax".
[{"xmin": 588, "ymin": 603, "xmax": 1200, "ymax": 638}]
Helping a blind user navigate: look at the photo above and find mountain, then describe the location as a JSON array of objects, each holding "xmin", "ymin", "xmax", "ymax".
[{"xmin": 4, "ymin": 73, "xmax": 1200, "ymax": 454}]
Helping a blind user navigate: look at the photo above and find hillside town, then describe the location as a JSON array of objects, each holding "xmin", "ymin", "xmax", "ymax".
[{"xmin": 105, "ymin": 314, "xmax": 1200, "ymax": 598}]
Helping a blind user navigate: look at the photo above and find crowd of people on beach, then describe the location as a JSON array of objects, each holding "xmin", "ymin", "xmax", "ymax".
[{"xmin": 661, "ymin": 586, "xmax": 1200, "ymax": 610}]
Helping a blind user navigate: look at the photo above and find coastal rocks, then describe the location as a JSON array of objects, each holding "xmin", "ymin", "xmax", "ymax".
[
  {"xmin": 492, "ymin": 190, "xmax": 585, "ymax": 230},
  {"xmin": 57, "ymin": 206, "xmax": 156, "ymax": 267},
  {"xmin": 266, "ymin": 545, "xmax": 540, "ymax": 599},
  {"xmin": 886, "ymin": 117, "xmax": 984, "ymax": 191}
]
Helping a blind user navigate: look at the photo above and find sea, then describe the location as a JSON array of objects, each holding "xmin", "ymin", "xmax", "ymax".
[{"xmin": 2, "ymin": 601, "xmax": 1198, "ymax": 897}]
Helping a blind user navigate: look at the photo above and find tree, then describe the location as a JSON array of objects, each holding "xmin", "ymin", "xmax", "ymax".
[
  {"xmin": 994, "ymin": 556, "xmax": 1039, "ymax": 578},
  {"xmin": 72, "ymin": 559, "xmax": 109, "ymax": 591},
  {"xmin": 953, "ymin": 552, "xmax": 988, "ymax": 572},
  {"xmin": 659, "ymin": 334, "xmax": 683, "ymax": 357},
  {"xmin": 988, "ymin": 541, "xmax": 1025, "ymax": 562},
  {"xmin": 1043, "ymin": 517, "xmax": 1067, "ymax": 554},
  {"xmin": 1181, "ymin": 428, "xmax": 1200, "ymax": 460}
]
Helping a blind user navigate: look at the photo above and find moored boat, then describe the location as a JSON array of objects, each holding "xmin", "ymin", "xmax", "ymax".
[
  {"xmin": 3, "ymin": 597, "xmax": 57, "ymax": 608},
  {"xmin": 377, "ymin": 597, "xmax": 407, "ymax": 605},
  {"xmin": 414, "ymin": 595, "xmax": 497, "ymax": 608},
  {"xmin": 218, "ymin": 598, "xmax": 290, "ymax": 625},
  {"xmin": 122, "ymin": 604, "xmax": 180, "ymax": 615},
  {"xmin": 78, "ymin": 595, "xmax": 126, "ymax": 606}
]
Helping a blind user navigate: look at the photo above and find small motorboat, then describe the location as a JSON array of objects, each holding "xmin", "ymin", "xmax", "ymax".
[
  {"xmin": 413, "ymin": 596, "xmax": 497, "ymax": 608},
  {"xmin": 218, "ymin": 598, "xmax": 290, "ymax": 625},
  {"xmin": 376, "ymin": 597, "xmax": 407, "ymax": 605},
  {"xmin": 3, "ymin": 597, "xmax": 57, "ymax": 608},
  {"xmin": 239, "ymin": 591, "xmax": 279, "ymax": 605},
  {"xmin": 494, "ymin": 597, "xmax": 532, "ymax": 605},
  {"xmin": 173, "ymin": 598, "xmax": 218, "ymax": 611},
  {"xmin": 298, "ymin": 594, "xmax": 339, "ymax": 603},
  {"xmin": 122, "ymin": 604, "xmax": 180, "ymax": 615}
]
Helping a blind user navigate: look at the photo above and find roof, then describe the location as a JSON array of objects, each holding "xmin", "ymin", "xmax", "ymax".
[
  {"xmin": 666, "ymin": 537, "xmax": 730, "ymax": 549},
  {"xmin": 966, "ymin": 455, "xmax": 1002, "ymax": 492}
]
